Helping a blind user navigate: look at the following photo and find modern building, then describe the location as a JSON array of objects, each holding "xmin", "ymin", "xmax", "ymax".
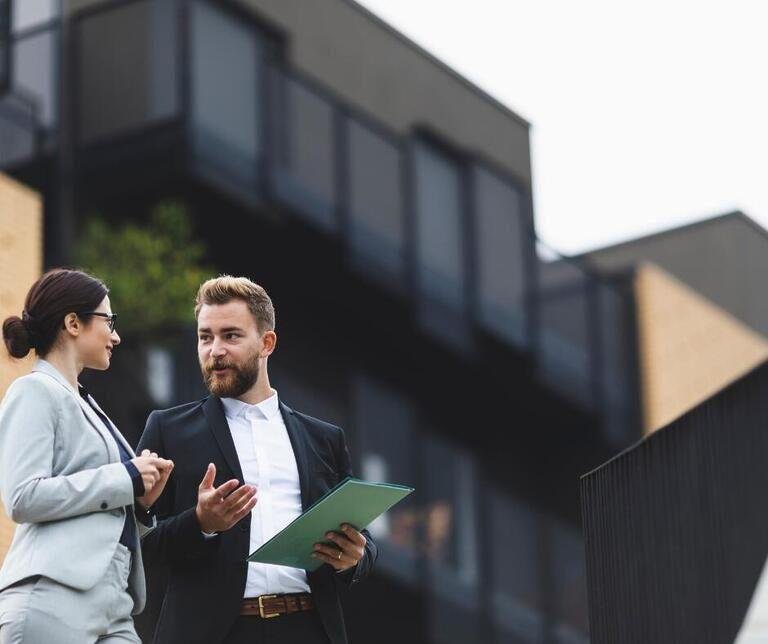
[
  {"xmin": 579, "ymin": 212, "xmax": 768, "ymax": 434},
  {"xmin": 1, "ymin": 1, "xmax": 644, "ymax": 642}
]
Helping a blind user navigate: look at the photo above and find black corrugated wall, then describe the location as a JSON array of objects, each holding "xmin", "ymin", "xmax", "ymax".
[{"xmin": 581, "ymin": 359, "xmax": 768, "ymax": 643}]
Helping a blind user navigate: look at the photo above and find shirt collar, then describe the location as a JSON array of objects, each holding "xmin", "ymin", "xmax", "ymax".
[{"xmin": 221, "ymin": 390, "xmax": 280, "ymax": 422}]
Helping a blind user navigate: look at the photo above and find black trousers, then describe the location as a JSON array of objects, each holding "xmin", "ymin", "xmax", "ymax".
[{"xmin": 223, "ymin": 610, "xmax": 331, "ymax": 644}]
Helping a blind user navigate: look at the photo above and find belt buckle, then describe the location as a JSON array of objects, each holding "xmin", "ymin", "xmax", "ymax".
[{"xmin": 258, "ymin": 594, "xmax": 280, "ymax": 619}]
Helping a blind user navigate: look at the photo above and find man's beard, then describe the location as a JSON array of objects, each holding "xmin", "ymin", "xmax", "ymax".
[{"xmin": 201, "ymin": 352, "xmax": 260, "ymax": 398}]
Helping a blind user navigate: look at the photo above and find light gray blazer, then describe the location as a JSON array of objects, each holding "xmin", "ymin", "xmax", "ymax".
[{"xmin": 0, "ymin": 359, "xmax": 150, "ymax": 613}]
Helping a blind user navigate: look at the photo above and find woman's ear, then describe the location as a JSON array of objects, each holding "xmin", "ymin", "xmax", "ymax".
[{"xmin": 62, "ymin": 312, "xmax": 81, "ymax": 337}]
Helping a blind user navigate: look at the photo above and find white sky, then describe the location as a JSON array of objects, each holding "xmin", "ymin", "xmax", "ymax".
[{"xmin": 356, "ymin": 0, "xmax": 768, "ymax": 255}]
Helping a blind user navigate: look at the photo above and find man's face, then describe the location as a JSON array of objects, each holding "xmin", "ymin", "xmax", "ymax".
[{"xmin": 197, "ymin": 300, "xmax": 264, "ymax": 398}]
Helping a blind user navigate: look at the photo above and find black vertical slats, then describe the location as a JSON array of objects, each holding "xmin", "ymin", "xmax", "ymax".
[{"xmin": 581, "ymin": 360, "xmax": 768, "ymax": 643}]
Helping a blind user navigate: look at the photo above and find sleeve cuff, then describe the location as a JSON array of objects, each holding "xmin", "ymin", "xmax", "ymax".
[
  {"xmin": 135, "ymin": 502, "xmax": 156, "ymax": 527},
  {"xmin": 123, "ymin": 461, "xmax": 145, "ymax": 498}
]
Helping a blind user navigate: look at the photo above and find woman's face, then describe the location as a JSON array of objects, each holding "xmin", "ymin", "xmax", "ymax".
[{"xmin": 77, "ymin": 295, "xmax": 121, "ymax": 370}]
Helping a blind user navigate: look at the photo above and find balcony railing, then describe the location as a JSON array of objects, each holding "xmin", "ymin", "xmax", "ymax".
[{"xmin": 2, "ymin": 0, "xmax": 640, "ymax": 445}]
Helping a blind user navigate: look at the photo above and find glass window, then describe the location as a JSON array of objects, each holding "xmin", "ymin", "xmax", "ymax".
[
  {"xmin": 190, "ymin": 0, "xmax": 262, "ymax": 195},
  {"xmin": 473, "ymin": 164, "xmax": 528, "ymax": 346},
  {"xmin": 537, "ymin": 258, "xmax": 593, "ymax": 408},
  {"xmin": 1, "ymin": 1, "xmax": 9, "ymax": 94},
  {"xmin": 12, "ymin": 28, "xmax": 55, "ymax": 128},
  {"xmin": 550, "ymin": 518, "xmax": 589, "ymax": 643},
  {"xmin": 489, "ymin": 488, "xmax": 544, "ymax": 642},
  {"xmin": 413, "ymin": 140, "xmax": 466, "ymax": 310},
  {"xmin": 11, "ymin": 0, "xmax": 57, "ymax": 34},
  {"xmin": 76, "ymin": 0, "xmax": 178, "ymax": 144},
  {"xmin": 352, "ymin": 374, "xmax": 419, "ymax": 584},
  {"xmin": 595, "ymin": 280, "xmax": 636, "ymax": 445},
  {"xmin": 347, "ymin": 118, "xmax": 404, "ymax": 284},
  {"xmin": 422, "ymin": 434, "xmax": 481, "ymax": 644},
  {"xmin": 271, "ymin": 73, "xmax": 336, "ymax": 230},
  {"xmin": 0, "ymin": 95, "xmax": 36, "ymax": 166}
]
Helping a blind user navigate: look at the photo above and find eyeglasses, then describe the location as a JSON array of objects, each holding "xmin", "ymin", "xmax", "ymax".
[{"xmin": 80, "ymin": 311, "xmax": 118, "ymax": 332}]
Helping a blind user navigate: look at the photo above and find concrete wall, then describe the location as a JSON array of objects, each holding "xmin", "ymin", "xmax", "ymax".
[
  {"xmin": 634, "ymin": 263, "xmax": 768, "ymax": 434},
  {"xmin": 0, "ymin": 173, "xmax": 43, "ymax": 562},
  {"xmin": 68, "ymin": 0, "xmax": 532, "ymax": 183},
  {"xmin": 243, "ymin": 0, "xmax": 531, "ymax": 182},
  {"xmin": 584, "ymin": 214, "xmax": 768, "ymax": 338}
]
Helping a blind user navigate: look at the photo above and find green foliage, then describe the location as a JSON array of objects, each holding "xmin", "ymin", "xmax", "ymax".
[{"xmin": 75, "ymin": 201, "xmax": 213, "ymax": 332}]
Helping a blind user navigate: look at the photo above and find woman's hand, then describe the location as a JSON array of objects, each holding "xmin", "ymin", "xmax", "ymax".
[{"xmin": 133, "ymin": 450, "xmax": 174, "ymax": 510}]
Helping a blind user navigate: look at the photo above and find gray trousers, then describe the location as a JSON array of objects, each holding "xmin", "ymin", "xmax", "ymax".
[{"xmin": 0, "ymin": 543, "xmax": 140, "ymax": 643}]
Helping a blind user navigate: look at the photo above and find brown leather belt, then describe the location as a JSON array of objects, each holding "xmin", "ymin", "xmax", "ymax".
[{"xmin": 241, "ymin": 593, "xmax": 314, "ymax": 618}]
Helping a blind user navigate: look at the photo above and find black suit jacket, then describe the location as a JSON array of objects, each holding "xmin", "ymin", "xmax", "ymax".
[{"xmin": 137, "ymin": 396, "xmax": 377, "ymax": 644}]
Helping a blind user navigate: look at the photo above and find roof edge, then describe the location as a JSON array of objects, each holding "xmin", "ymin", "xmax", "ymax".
[
  {"xmin": 575, "ymin": 209, "xmax": 765, "ymax": 261},
  {"xmin": 343, "ymin": 0, "xmax": 531, "ymax": 130}
]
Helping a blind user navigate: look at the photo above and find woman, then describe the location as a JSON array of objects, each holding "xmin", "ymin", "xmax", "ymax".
[{"xmin": 0, "ymin": 268, "xmax": 173, "ymax": 643}]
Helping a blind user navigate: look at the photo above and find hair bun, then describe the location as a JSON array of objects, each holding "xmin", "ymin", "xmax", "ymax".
[{"xmin": 2, "ymin": 315, "xmax": 33, "ymax": 359}]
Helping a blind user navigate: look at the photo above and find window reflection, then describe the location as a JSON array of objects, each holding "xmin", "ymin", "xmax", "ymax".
[
  {"xmin": 550, "ymin": 517, "xmax": 589, "ymax": 642},
  {"xmin": 76, "ymin": 0, "xmax": 177, "ymax": 144},
  {"xmin": 1, "ymin": 2, "xmax": 8, "ymax": 93},
  {"xmin": 11, "ymin": 0, "xmax": 57, "ymax": 35},
  {"xmin": 413, "ymin": 139, "xmax": 466, "ymax": 310},
  {"xmin": 347, "ymin": 118, "xmax": 404, "ymax": 284},
  {"xmin": 0, "ymin": 95, "xmax": 36, "ymax": 165},
  {"xmin": 353, "ymin": 373, "xmax": 418, "ymax": 583},
  {"xmin": 537, "ymin": 258, "xmax": 593, "ymax": 407},
  {"xmin": 490, "ymin": 487, "xmax": 544, "ymax": 642},
  {"xmin": 270, "ymin": 73, "xmax": 336, "ymax": 230},
  {"xmin": 595, "ymin": 280, "xmax": 635, "ymax": 444},
  {"xmin": 12, "ymin": 28, "xmax": 55, "ymax": 128},
  {"xmin": 473, "ymin": 163, "xmax": 528, "ymax": 346},
  {"xmin": 422, "ymin": 436, "xmax": 480, "ymax": 644},
  {"xmin": 190, "ymin": 0, "xmax": 262, "ymax": 195}
]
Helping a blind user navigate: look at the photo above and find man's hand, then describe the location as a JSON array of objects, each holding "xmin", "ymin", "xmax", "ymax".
[
  {"xmin": 312, "ymin": 524, "xmax": 367, "ymax": 572},
  {"xmin": 195, "ymin": 463, "xmax": 258, "ymax": 534},
  {"xmin": 135, "ymin": 450, "xmax": 174, "ymax": 510}
]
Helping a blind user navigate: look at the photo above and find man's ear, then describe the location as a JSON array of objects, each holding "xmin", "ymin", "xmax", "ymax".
[
  {"xmin": 261, "ymin": 330, "xmax": 277, "ymax": 357},
  {"xmin": 62, "ymin": 312, "xmax": 81, "ymax": 337}
]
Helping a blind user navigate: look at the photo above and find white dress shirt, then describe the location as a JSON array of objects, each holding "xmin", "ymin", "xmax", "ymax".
[{"xmin": 220, "ymin": 391, "xmax": 311, "ymax": 597}]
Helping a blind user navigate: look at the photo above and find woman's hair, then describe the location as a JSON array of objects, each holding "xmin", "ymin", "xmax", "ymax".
[{"xmin": 2, "ymin": 268, "xmax": 108, "ymax": 359}]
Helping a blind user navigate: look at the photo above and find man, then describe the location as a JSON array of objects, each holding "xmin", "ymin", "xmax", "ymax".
[{"xmin": 138, "ymin": 276, "xmax": 376, "ymax": 644}]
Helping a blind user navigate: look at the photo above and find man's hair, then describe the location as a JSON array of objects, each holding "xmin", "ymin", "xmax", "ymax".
[{"xmin": 194, "ymin": 276, "xmax": 275, "ymax": 332}]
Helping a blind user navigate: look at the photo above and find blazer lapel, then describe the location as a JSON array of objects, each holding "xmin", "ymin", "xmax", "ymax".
[
  {"xmin": 75, "ymin": 395, "xmax": 121, "ymax": 462},
  {"xmin": 86, "ymin": 394, "xmax": 136, "ymax": 457},
  {"xmin": 202, "ymin": 396, "xmax": 244, "ymax": 482},
  {"xmin": 280, "ymin": 402, "xmax": 311, "ymax": 510}
]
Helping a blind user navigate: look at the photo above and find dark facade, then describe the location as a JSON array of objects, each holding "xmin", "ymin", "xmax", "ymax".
[{"xmin": 1, "ymin": 1, "xmax": 643, "ymax": 641}]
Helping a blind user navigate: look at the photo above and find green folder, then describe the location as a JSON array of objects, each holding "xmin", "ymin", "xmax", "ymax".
[{"xmin": 247, "ymin": 477, "xmax": 414, "ymax": 571}]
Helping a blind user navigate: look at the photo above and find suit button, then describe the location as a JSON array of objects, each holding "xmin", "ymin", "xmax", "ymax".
[{"xmin": 100, "ymin": 502, "xmax": 108, "ymax": 510}]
